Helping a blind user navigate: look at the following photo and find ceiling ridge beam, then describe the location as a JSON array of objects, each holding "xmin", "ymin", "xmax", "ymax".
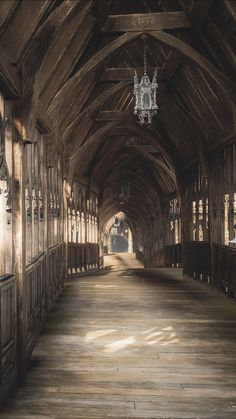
[{"xmin": 102, "ymin": 11, "xmax": 191, "ymax": 32}]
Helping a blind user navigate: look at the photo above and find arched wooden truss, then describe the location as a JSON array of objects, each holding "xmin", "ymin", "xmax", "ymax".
[{"xmin": 0, "ymin": 0, "xmax": 235, "ymax": 248}]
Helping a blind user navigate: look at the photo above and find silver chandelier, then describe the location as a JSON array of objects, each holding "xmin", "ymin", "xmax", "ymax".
[{"xmin": 133, "ymin": 39, "xmax": 158, "ymax": 126}]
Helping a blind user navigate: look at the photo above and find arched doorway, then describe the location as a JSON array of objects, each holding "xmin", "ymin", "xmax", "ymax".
[
  {"xmin": 110, "ymin": 231, "xmax": 128, "ymax": 253},
  {"xmin": 103, "ymin": 213, "xmax": 133, "ymax": 254}
]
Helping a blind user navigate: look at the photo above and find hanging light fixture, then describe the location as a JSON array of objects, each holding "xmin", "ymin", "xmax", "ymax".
[
  {"xmin": 120, "ymin": 182, "xmax": 130, "ymax": 203},
  {"xmin": 133, "ymin": 36, "xmax": 158, "ymax": 126}
]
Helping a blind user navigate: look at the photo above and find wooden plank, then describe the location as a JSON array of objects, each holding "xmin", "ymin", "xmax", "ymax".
[
  {"xmin": 102, "ymin": 12, "xmax": 191, "ymax": 32},
  {"xmin": 2, "ymin": 262, "xmax": 236, "ymax": 417}
]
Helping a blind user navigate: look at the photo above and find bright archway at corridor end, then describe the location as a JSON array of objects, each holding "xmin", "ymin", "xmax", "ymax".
[{"xmin": 103, "ymin": 212, "xmax": 133, "ymax": 254}]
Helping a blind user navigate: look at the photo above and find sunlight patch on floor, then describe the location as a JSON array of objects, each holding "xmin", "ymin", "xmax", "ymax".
[
  {"xmin": 84, "ymin": 325, "xmax": 179, "ymax": 352},
  {"xmin": 86, "ymin": 329, "xmax": 117, "ymax": 340},
  {"xmin": 104, "ymin": 337, "xmax": 136, "ymax": 353}
]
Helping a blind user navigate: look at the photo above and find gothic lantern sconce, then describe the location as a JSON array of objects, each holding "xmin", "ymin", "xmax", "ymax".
[{"xmin": 133, "ymin": 37, "xmax": 158, "ymax": 126}]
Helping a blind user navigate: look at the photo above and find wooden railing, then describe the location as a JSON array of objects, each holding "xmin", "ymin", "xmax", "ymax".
[
  {"xmin": 164, "ymin": 243, "xmax": 182, "ymax": 267},
  {"xmin": 0, "ymin": 275, "xmax": 17, "ymax": 403},
  {"xmin": 147, "ymin": 243, "xmax": 182, "ymax": 268},
  {"xmin": 26, "ymin": 243, "xmax": 63, "ymax": 356},
  {"xmin": 68, "ymin": 243, "xmax": 99, "ymax": 275},
  {"xmin": 183, "ymin": 241, "xmax": 211, "ymax": 281},
  {"xmin": 26, "ymin": 252, "xmax": 47, "ymax": 356},
  {"xmin": 212, "ymin": 243, "xmax": 236, "ymax": 298},
  {"xmin": 49, "ymin": 243, "xmax": 64, "ymax": 304},
  {"xmin": 86, "ymin": 243, "xmax": 99, "ymax": 271}
]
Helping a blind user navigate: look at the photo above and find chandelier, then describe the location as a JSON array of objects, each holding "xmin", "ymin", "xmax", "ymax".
[{"xmin": 133, "ymin": 38, "xmax": 158, "ymax": 126}]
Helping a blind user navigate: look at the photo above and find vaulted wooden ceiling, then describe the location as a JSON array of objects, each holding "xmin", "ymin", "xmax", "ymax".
[{"xmin": 0, "ymin": 0, "xmax": 235, "ymax": 228}]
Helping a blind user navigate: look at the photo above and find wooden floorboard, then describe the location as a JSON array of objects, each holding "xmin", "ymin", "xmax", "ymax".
[{"xmin": 1, "ymin": 253, "xmax": 236, "ymax": 418}]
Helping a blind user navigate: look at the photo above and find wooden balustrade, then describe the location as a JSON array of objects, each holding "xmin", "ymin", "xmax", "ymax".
[
  {"xmin": 212, "ymin": 244, "xmax": 236, "ymax": 298},
  {"xmin": 68, "ymin": 243, "xmax": 99, "ymax": 275},
  {"xmin": 49, "ymin": 243, "xmax": 64, "ymax": 304},
  {"xmin": 26, "ymin": 253, "xmax": 47, "ymax": 356},
  {"xmin": 0, "ymin": 275, "xmax": 17, "ymax": 403},
  {"xmin": 148, "ymin": 244, "xmax": 182, "ymax": 268},
  {"xmin": 164, "ymin": 243, "xmax": 182, "ymax": 267},
  {"xmin": 183, "ymin": 241, "xmax": 211, "ymax": 281},
  {"xmin": 26, "ymin": 243, "xmax": 63, "ymax": 356}
]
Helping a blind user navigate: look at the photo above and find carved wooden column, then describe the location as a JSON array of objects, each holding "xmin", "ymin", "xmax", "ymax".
[
  {"xmin": 63, "ymin": 179, "xmax": 70, "ymax": 281},
  {"xmin": 12, "ymin": 119, "xmax": 27, "ymax": 374}
]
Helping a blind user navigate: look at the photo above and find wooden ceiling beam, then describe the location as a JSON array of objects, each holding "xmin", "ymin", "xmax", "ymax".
[
  {"xmin": 37, "ymin": 101, "xmax": 53, "ymax": 133},
  {"xmin": 0, "ymin": 1, "xmax": 19, "ymax": 31},
  {"xmin": 70, "ymin": 121, "xmax": 117, "ymax": 162},
  {"xmin": 0, "ymin": 45, "xmax": 21, "ymax": 97},
  {"xmin": 149, "ymin": 31, "xmax": 236, "ymax": 103},
  {"xmin": 90, "ymin": 136, "xmax": 128, "ymax": 182},
  {"xmin": 52, "ymin": 26, "xmax": 236, "ymax": 125},
  {"xmin": 102, "ymin": 12, "xmax": 191, "ymax": 32},
  {"xmin": 62, "ymin": 81, "xmax": 129, "ymax": 145},
  {"xmin": 0, "ymin": 0, "xmax": 51, "ymax": 61},
  {"xmin": 50, "ymin": 32, "xmax": 141, "ymax": 115},
  {"xmin": 39, "ymin": 1, "xmax": 95, "ymax": 107},
  {"xmin": 125, "ymin": 144, "xmax": 176, "ymax": 179}
]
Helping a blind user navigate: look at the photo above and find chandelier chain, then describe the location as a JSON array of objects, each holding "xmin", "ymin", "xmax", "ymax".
[{"xmin": 143, "ymin": 39, "xmax": 147, "ymax": 76}]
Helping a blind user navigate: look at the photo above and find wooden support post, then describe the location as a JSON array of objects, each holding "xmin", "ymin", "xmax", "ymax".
[
  {"xmin": 44, "ymin": 156, "xmax": 51, "ymax": 311},
  {"xmin": 63, "ymin": 179, "xmax": 69, "ymax": 281},
  {"xmin": 12, "ymin": 124, "xmax": 27, "ymax": 374}
]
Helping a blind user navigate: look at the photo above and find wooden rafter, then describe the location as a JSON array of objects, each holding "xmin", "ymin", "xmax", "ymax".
[
  {"xmin": 149, "ymin": 31, "xmax": 236, "ymax": 102},
  {"xmin": 62, "ymin": 81, "xmax": 129, "ymax": 145},
  {"xmin": 50, "ymin": 32, "xmax": 141, "ymax": 113}
]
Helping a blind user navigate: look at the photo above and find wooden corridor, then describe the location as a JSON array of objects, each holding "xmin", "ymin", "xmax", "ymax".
[{"xmin": 1, "ymin": 254, "xmax": 236, "ymax": 418}]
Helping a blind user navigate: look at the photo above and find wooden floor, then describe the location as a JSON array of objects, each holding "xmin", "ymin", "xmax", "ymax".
[{"xmin": 1, "ymin": 253, "xmax": 236, "ymax": 418}]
